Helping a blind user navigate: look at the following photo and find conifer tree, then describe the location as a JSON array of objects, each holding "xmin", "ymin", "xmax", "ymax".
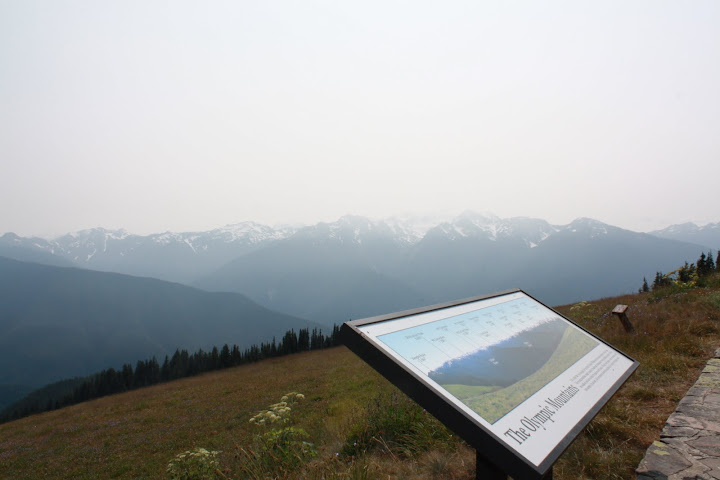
[
  {"xmin": 697, "ymin": 253, "xmax": 708, "ymax": 276},
  {"xmin": 150, "ymin": 357, "xmax": 160, "ymax": 383},
  {"xmin": 279, "ymin": 329, "xmax": 299, "ymax": 354},
  {"xmin": 220, "ymin": 344, "xmax": 231, "ymax": 368},
  {"xmin": 232, "ymin": 345, "xmax": 242, "ymax": 365},
  {"xmin": 160, "ymin": 356, "xmax": 170, "ymax": 381},
  {"xmin": 121, "ymin": 363, "xmax": 134, "ymax": 390},
  {"xmin": 298, "ymin": 328, "xmax": 310, "ymax": 351},
  {"xmin": 642, "ymin": 277, "xmax": 649, "ymax": 293},
  {"xmin": 678, "ymin": 262, "xmax": 694, "ymax": 282},
  {"xmin": 331, "ymin": 324, "xmax": 341, "ymax": 346},
  {"xmin": 652, "ymin": 271, "xmax": 664, "ymax": 290},
  {"xmin": 210, "ymin": 347, "xmax": 220, "ymax": 370},
  {"xmin": 708, "ymin": 250, "xmax": 716, "ymax": 272}
]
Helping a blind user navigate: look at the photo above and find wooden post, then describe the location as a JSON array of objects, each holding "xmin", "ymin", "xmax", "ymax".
[{"xmin": 612, "ymin": 305, "xmax": 635, "ymax": 333}]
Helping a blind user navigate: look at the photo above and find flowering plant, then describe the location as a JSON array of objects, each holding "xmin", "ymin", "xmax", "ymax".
[
  {"xmin": 239, "ymin": 392, "xmax": 316, "ymax": 477},
  {"xmin": 167, "ymin": 447, "xmax": 222, "ymax": 480},
  {"xmin": 248, "ymin": 392, "xmax": 305, "ymax": 426}
]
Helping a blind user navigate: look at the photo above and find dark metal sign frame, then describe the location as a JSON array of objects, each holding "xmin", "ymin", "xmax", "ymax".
[{"xmin": 340, "ymin": 289, "xmax": 638, "ymax": 480}]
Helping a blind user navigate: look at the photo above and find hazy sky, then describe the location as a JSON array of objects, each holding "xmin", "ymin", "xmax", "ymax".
[{"xmin": 1, "ymin": 1, "xmax": 719, "ymax": 237}]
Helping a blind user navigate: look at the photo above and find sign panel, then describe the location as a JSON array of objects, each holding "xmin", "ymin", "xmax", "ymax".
[{"xmin": 342, "ymin": 290, "xmax": 637, "ymax": 479}]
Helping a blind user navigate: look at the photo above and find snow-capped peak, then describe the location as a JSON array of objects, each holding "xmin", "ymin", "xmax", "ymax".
[
  {"xmin": 208, "ymin": 221, "xmax": 295, "ymax": 243},
  {"xmin": 565, "ymin": 218, "xmax": 612, "ymax": 237},
  {"xmin": 382, "ymin": 213, "xmax": 456, "ymax": 244},
  {"xmin": 648, "ymin": 221, "xmax": 720, "ymax": 249},
  {"xmin": 0, "ymin": 232, "xmax": 22, "ymax": 243},
  {"xmin": 294, "ymin": 215, "xmax": 392, "ymax": 245},
  {"xmin": 426, "ymin": 211, "xmax": 558, "ymax": 246}
]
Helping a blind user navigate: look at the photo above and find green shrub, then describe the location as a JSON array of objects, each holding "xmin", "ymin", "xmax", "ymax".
[
  {"xmin": 704, "ymin": 292, "xmax": 720, "ymax": 310},
  {"xmin": 649, "ymin": 282, "xmax": 694, "ymax": 303},
  {"xmin": 342, "ymin": 390, "xmax": 455, "ymax": 458}
]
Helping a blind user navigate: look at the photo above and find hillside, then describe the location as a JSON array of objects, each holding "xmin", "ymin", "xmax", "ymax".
[
  {"xmin": 0, "ymin": 256, "xmax": 319, "ymax": 402},
  {"xmin": 1, "ymin": 275, "xmax": 720, "ymax": 479}
]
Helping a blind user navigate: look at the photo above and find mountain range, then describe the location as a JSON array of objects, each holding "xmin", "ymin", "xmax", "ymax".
[
  {"xmin": 2, "ymin": 213, "xmax": 715, "ymax": 325},
  {"xmin": 649, "ymin": 222, "xmax": 720, "ymax": 250},
  {"xmin": 0, "ymin": 222, "xmax": 296, "ymax": 284}
]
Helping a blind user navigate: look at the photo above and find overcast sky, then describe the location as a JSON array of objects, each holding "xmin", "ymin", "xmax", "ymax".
[{"xmin": 1, "ymin": 1, "xmax": 718, "ymax": 237}]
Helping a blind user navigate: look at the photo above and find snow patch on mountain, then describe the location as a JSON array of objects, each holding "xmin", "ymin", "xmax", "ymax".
[
  {"xmin": 209, "ymin": 222, "xmax": 295, "ymax": 243},
  {"xmin": 296, "ymin": 215, "xmax": 408, "ymax": 246},
  {"xmin": 383, "ymin": 213, "xmax": 456, "ymax": 243},
  {"xmin": 650, "ymin": 222, "xmax": 720, "ymax": 237},
  {"xmin": 183, "ymin": 239, "xmax": 197, "ymax": 253},
  {"xmin": 425, "ymin": 212, "xmax": 564, "ymax": 247},
  {"xmin": 564, "ymin": 218, "xmax": 613, "ymax": 238}
]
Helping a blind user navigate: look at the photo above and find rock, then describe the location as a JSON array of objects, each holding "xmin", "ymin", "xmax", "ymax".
[
  {"xmin": 637, "ymin": 351, "xmax": 720, "ymax": 479},
  {"xmin": 636, "ymin": 440, "xmax": 692, "ymax": 477}
]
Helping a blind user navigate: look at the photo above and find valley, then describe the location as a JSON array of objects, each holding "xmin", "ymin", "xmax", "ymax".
[{"xmin": 2, "ymin": 280, "xmax": 720, "ymax": 479}]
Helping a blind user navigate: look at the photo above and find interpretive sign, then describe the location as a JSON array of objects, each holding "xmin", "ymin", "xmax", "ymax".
[{"xmin": 341, "ymin": 289, "xmax": 638, "ymax": 479}]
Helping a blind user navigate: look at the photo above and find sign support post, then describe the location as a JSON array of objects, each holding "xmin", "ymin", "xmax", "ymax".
[
  {"xmin": 475, "ymin": 452, "xmax": 552, "ymax": 480},
  {"xmin": 477, "ymin": 450, "xmax": 508, "ymax": 479}
]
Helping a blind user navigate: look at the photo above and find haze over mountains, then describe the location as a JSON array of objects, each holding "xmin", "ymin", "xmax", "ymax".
[
  {"xmin": 2, "ymin": 213, "xmax": 715, "ymax": 325},
  {"xmin": 0, "ymin": 256, "xmax": 321, "ymax": 411},
  {"xmin": 0, "ymin": 256, "xmax": 319, "ymax": 386}
]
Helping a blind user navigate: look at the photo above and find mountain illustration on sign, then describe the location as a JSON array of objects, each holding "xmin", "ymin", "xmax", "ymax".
[
  {"xmin": 428, "ymin": 317, "xmax": 598, "ymax": 424},
  {"xmin": 428, "ymin": 318, "xmax": 567, "ymax": 387}
]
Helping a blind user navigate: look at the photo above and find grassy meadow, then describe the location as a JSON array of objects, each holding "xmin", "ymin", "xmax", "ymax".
[{"xmin": 2, "ymin": 276, "xmax": 720, "ymax": 479}]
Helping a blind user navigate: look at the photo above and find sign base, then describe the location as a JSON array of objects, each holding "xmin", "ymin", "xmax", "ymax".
[{"xmin": 476, "ymin": 451, "xmax": 553, "ymax": 479}]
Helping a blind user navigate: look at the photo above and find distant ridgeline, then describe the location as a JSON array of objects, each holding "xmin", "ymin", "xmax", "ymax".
[
  {"xmin": 640, "ymin": 250, "xmax": 719, "ymax": 292},
  {"xmin": 0, "ymin": 326, "xmax": 340, "ymax": 424}
]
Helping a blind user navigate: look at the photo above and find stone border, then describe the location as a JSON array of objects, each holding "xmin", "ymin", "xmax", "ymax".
[{"xmin": 636, "ymin": 349, "xmax": 720, "ymax": 479}]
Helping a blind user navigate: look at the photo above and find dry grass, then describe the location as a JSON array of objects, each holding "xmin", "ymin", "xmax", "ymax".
[
  {"xmin": 551, "ymin": 284, "xmax": 720, "ymax": 480},
  {"xmin": 0, "ymin": 348, "xmax": 388, "ymax": 479},
  {"xmin": 2, "ymin": 277, "xmax": 720, "ymax": 479}
]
